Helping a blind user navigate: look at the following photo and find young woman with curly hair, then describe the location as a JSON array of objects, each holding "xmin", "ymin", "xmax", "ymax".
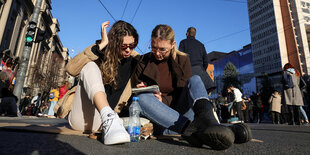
[{"xmin": 65, "ymin": 20, "xmax": 140, "ymax": 145}]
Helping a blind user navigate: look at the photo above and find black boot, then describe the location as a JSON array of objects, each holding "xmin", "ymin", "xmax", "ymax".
[
  {"xmin": 228, "ymin": 123, "xmax": 252, "ymax": 144},
  {"xmin": 182, "ymin": 99, "xmax": 235, "ymax": 150}
]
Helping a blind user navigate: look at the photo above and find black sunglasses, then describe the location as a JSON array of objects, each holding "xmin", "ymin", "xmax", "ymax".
[{"xmin": 120, "ymin": 43, "xmax": 135, "ymax": 50}]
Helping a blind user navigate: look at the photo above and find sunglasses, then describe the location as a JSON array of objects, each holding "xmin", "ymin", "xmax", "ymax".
[{"xmin": 120, "ymin": 43, "xmax": 136, "ymax": 50}]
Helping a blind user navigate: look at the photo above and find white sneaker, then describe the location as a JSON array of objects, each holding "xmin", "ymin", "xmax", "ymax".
[{"xmin": 102, "ymin": 112, "xmax": 130, "ymax": 145}]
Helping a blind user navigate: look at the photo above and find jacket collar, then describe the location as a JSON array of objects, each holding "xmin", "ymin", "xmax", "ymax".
[{"xmin": 142, "ymin": 53, "xmax": 184, "ymax": 87}]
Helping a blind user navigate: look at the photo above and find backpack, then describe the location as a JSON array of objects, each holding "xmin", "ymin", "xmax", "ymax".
[
  {"xmin": 283, "ymin": 71, "xmax": 294, "ymax": 89},
  {"xmin": 49, "ymin": 92, "xmax": 55, "ymax": 99}
]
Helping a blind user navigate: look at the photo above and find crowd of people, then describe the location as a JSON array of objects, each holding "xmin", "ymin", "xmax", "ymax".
[
  {"xmin": 0, "ymin": 54, "xmax": 70, "ymax": 118},
  {"xmin": 17, "ymin": 82, "xmax": 70, "ymax": 118},
  {"xmin": 213, "ymin": 63, "xmax": 309, "ymax": 125}
]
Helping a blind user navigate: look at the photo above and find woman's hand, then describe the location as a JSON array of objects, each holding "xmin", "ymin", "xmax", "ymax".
[
  {"xmin": 153, "ymin": 91, "xmax": 162, "ymax": 102},
  {"xmin": 136, "ymin": 82, "xmax": 162, "ymax": 102},
  {"xmin": 98, "ymin": 21, "xmax": 110, "ymax": 50}
]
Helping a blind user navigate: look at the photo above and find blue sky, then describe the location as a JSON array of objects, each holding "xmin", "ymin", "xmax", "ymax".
[{"xmin": 51, "ymin": 0, "xmax": 250, "ymax": 57}]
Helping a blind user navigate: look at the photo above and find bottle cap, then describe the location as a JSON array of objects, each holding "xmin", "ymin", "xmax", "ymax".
[{"xmin": 133, "ymin": 96, "xmax": 139, "ymax": 101}]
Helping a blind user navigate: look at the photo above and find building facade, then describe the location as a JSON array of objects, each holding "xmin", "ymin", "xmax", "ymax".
[
  {"xmin": 210, "ymin": 44, "xmax": 256, "ymax": 98},
  {"xmin": 247, "ymin": 0, "xmax": 310, "ymax": 90},
  {"xmin": 0, "ymin": 0, "xmax": 70, "ymax": 96}
]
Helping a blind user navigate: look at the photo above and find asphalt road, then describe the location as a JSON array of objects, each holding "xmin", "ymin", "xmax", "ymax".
[{"xmin": 0, "ymin": 118, "xmax": 310, "ymax": 154}]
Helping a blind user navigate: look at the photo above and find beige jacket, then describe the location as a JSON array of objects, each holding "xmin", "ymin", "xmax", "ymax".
[
  {"xmin": 269, "ymin": 92, "xmax": 282, "ymax": 113},
  {"xmin": 66, "ymin": 45, "xmax": 139, "ymax": 113}
]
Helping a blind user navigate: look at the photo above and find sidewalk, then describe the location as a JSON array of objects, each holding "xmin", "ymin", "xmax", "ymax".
[{"xmin": 0, "ymin": 116, "xmax": 88, "ymax": 136}]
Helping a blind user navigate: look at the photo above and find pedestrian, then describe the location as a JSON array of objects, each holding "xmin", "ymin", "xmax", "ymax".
[
  {"xmin": 31, "ymin": 93, "xmax": 41, "ymax": 116},
  {"xmin": 242, "ymin": 95, "xmax": 251, "ymax": 123},
  {"xmin": 246, "ymin": 97, "xmax": 254, "ymax": 123},
  {"xmin": 132, "ymin": 24, "xmax": 251, "ymax": 150},
  {"xmin": 20, "ymin": 93, "xmax": 32, "ymax": 115},
  {"xmin": 215, "ymin": 93, "xmax": 225, "ymax": 122},
  {"xmin": 268, "ymin": 91, "xmax": 282, "ymax": 124},
  {"xmin": 179, "ymin": 27, "xmax": 216, "ymax": 93},
  {"xmin": 0, "ymin": 68, "xmax": 17, "ymax": 117},
  {"xmin": 2, "ymin": 58, "xmax": 15, "ymax": 91},
  {"xmin": 0, "ymin": 49, "xmax": 11, "ymax": 71},
  {"xmin": 38, "ymin": 100, "xmax": 49, "ymax": 117},
  {"xmin": 227, "ymin": 85, "xmax": 244, "ymax": 122},
  {"xmin": 48, "ymin": 87, "xmax": 59, "ymax": 118},
  {"xmin": 59, "ymin": 81, "xmax": 70, "ymax": 100},
  {"xmin": 302, "ymin": 76, "xmax": 310, "ymax": 117},
  {"xmin": 282, "ymin": 63, "xmax": 304, "ymax": 125},
  {"xmin": 65, "ymin": 20, "xmax": 140, "ymax": 145},
  {"xmin": 0, "ymin": 72, "xmax": 9, "ymax": 115},
  {"xmin": 252, "ymin": 93, "xmax": 264, "ymax": 123},
  {"xmin": 300, "ymin": 76, "xmax": 309, "ymax": 125},
  {"xmin": 300, "ymin": 106, "xmax": 309, "ymax": 125}
]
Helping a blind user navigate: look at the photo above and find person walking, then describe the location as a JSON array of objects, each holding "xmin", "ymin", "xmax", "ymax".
[
  {"xmin": 282, "ymin": 63, "xmax": 304, "ymax": 125},
  {"xmin": 179, "ymin": 27, "xmax": 215, "ymax": 93}
]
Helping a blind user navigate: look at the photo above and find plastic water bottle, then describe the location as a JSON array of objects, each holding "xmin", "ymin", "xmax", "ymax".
[{"xmin": 128, "ymin": 97, "xmax": 141, "ymax": 142}]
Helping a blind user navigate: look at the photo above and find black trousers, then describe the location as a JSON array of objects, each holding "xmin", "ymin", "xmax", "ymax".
[
  {"xmin": 287, "ymin": 105, "xmax": 301, "ymax": 125},
  {"xmin": 243, "ymin": 108, "xmax": 249, "ymax": 123},
  {"xmin": 253, "ymin": 107, "xmax": 263, "ymax": 123},
  {"xmin": 233, "ymin": 101, "xmax": 244, "ymax": 121},
  {"xmin": 271, "ymin": 111, "xmax": 280, "ymax": 124}
]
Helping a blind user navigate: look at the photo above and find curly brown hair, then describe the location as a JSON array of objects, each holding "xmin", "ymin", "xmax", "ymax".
[{"xmin": 97, "ymin": 21, "xmax": 138, "ymax": 88}]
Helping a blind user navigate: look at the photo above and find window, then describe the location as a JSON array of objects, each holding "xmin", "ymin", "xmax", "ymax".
[{"xmin": 302, "ymin": 8, "xmax": 310, "ymax": 14}]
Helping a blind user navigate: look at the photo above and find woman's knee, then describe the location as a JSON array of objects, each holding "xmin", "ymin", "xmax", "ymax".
[
  {"xmin": 137, "ymin": 93, "xmax": 154, "ymax": 104},
  {"xmin": 189, "ymin": 75, "xmax": 201, "ymax": 83},
  {"xmin": 80, "ymin": 62, "xmax": 101, "ymax": 80}
]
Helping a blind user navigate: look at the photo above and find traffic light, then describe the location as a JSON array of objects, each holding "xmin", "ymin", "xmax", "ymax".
[
  {"xmin": 35, "ymin": 28, "xmax": 45, "ymax": 43},
  {"xmin": 25, "ymin": 21, "xmax": 37, "ymax": 46}
]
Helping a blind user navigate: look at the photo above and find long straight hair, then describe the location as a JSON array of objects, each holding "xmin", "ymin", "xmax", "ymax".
[{"xmin": 151, "ymin": 24, "xmax": 186, "ymax": 60}]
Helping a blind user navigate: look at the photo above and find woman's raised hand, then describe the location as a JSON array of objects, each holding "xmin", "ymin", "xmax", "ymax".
[{"xmin": 98, "ymin": 21, "xmax": 110, "ymax": 50}]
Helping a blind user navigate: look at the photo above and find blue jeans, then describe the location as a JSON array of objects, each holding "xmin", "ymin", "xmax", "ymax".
[
  {"xmin": 48, "ymin": 101, "xmax": 57, "ymax": 116},
  {"xmin": 300, "ymin": 106, "xmax": 308, "ymax": 121},
  {"xmin": 137, "ymin": 75, "xmax": 209, "ymax": 135}
]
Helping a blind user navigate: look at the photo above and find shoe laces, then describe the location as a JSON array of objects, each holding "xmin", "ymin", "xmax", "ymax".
[{"xmin": 102, "ymin": 112, "xmax": 115, "ymax": 134}]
